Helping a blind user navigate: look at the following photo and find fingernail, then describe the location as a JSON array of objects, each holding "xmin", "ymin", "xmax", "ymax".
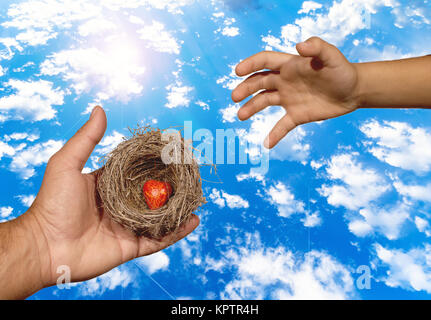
[{"xmin": 90, "ymin": 106, "xmax": 99, "ymax": 119}]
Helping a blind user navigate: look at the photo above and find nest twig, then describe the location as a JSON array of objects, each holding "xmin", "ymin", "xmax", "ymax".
[{"xmin": 97, "ymin": 126, "xmax": 205, "ymax": 239}]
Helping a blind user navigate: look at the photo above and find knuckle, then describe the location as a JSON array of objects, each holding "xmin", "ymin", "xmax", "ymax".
[
  {"xmin": 268, "ymin": 93, "xmax": 278, "ymax": 105},
  {"xmin": 260, "ymin": 51, "xmax": 270, "ymax": 65},
  {"xmin": 307, "ymin": 36, "xmax": 321, "ymax": 43},
  {"xmin": 245, "ymin": 81, "xmax": 253, "ymax": 95},
  {"xmin": 259, "ymin": 76, "xmax": 266, "ymax": 89},
  {"xmin": 260, "ymin": 50, "xmax": 271, "ymax": 57},
  {"xmin": 261, "ymin": 92, "xmax": 271, "ymax": 105}
]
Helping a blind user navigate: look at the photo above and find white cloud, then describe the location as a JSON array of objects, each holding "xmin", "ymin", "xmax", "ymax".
[
  {"xmin": 1, "ymin": 0, "xmax": 194, "ymax": 59},
  {"xmin": 0, "ymin": 79, "xmax": 64, "ymax": 122},
  {"xmin": 0, "ymin": 206, "xmax": 14, "ymax": 218},
  {"xmin": 212, "ymin": 12, "xmax": 225, "ymax": 19},
  {"xmin": 298, "ymin": 1, "xmax": 323, "ymax": 14},
  {"xmin": 17, "ymin": 194, "xmax": 36, "ymax": 207},
  {"xmin": 260, "ymin": 180, "xmax": 321, "ymax": 227},
  {"xmin": 78, "ymin": 18, "xmax": 117, "ymax": 37},
  {"xmin": 318, "ymin": 153, "xmax": 390, "ymax": 210},
  {"xmin": 393, "ymin": 180, "xmax": 431, "ymax": 202},
  {"xmin": 209, "ymin": 188, "xmax": 249, "ymax": 209},
  {"xmin": 40, "ymin": 46, "xmax": 146, "ymax": 102},
  {"xmin": 217, "ymin": 233, "xmax": 355, "ymax": 299},
  {"xmin": 0, "ymin": 37, "xmax": 23, "ymax": 60},
  {"xmin": 96, "ymin": 131, "xmax": 125, "ymax": 156},
  {"xmin": 136, "ymin": 251, "xmax": 170, "ymax": 275},
  {"xmin": 266, "ymin": 181, "xmax": 305, "ymax": 217},
  {"xmin": 173, "ymin": 210, "xmax": 209, "ymax": 270},
  {"xmin": 2, "ymin": 0, "xmax": 193, "ymax": 38},
  {"xmin": 244, "ymin": 108, "xmax": 311, "ymax": 162},
  {"xmin": 310, "ymin": 159, "xmax": 324, "ymax": 170},
  {"xmin": 414, "ymin": 216, "xmax": 431, "ymax": 237},
  {"xmin": 103, "ymin": 0, "xmax": 194, "ymax": 14},
  {"xmin": 12, "ymin": 61, "xmax": 35, "ymax": 73},
  {"xmin": 216, "ymin": 62, "xmax": 242, "ymax": 91},
  {"xmin": 213, "ymin": 13, "xmax": 240, "ymax": 37},
  {"xmin": 236, "ymin": 168, "xmax": 266, "ymax": 185},
  {"xmin": 301, "ymin": 211, "xmax": 322, "ymax": 227},
  {"xmin": 143, "ymin": 0, "xmax": 194, "ymax": 14},
  {"xmin": 375, "ymin": 243, "xmax": 431, "ymax": 293},
  {"xmin": 87, "ymin": 130, "xmax": 125, "ymax": 170},
  {"xmin": 15, "ymin": 29, "xmax": 58, "ymax": 46},
  {"xmin": 195, "ymin": 100, "xmax": 209, "ymax": 110},
  {"xmin": 220, "ymin": 104, "xmax": 240, "ymax": 123},
  {"xmin": 352, "ymin": 45, "xmax": 424, "ymax": 62},
  {"xmin": 2, "ymin": 0, "xmax": 101, "ymax": 53},
  {"xmin": 262, "ymin": 0, "xmax": 398, "ymax": 53},
  {"xmin": 392, "ymin": 3, "xmax": 431, "ymax": 28},
  {"xmin": 79, "ymin": 266, "xmax": 133, "ymax": 296},
  {"xmin": 0, "ymin": 141, "xmax": 16, "ymax": 160},
  {"xmin": 348, "ymin": 204, "xmax": 409, "ymax": 240},
  {"xmin": 82, "ymin": 167, "xmax": 92, "ymax": 174},
  {"xmin": 136, "ymin": 21, "xmax": 181, "ymax": 54},
  {"xmin": 165, "ymin": 82, "xmax": 193, "ymax": 108},
  {"xmin": 221, "ymin": 26, "xmax": 240, "ymax": 37},
  {"xmin": 10, "ymin": 139, "xmax": 64, "ymax": 179},
  {"xmin": 4, "ymin": 132, "xmax": 39, "ymax": 142},
  {"xmin": 361, "ymin": 120, "xmax": 431, "ymax": 175},
  {"xmin": 2, "ymin": 0, "xmax": 101, "ymax": 31}
]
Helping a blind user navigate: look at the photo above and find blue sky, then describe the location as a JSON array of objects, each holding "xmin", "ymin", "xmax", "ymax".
[{"xmin": 1, "ymin": 0, "xmax": 431, "ymax": 300}]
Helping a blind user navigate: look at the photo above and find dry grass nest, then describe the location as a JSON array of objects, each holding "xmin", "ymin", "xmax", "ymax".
[{"xmin": 97, "ymin": 126, "xmax": 206, "ymax": 239}]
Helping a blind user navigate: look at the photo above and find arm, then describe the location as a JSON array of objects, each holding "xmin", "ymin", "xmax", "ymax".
[
  {"xmin": 232, "ymin": 37, "xmax": 431, "ymax": 148},
  {"xmin": 355, "ymin": 56, "xmax": 431, "ymax": 109},
  {"xmin": 0, "ymin": 214, "xmax": 50, "ymax": 299},
  {"xmin": 0, "ymin": 106, "xmax": 199, "ymax": 300}
]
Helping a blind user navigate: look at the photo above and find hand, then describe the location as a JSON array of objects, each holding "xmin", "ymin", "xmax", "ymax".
[
  {"xmin": 20, "ymin": 106, "xmax": 200, "ymax": 290},
  {"xmin": 232, "ymin": 37, "xmax": 360, "ymax": 148}
]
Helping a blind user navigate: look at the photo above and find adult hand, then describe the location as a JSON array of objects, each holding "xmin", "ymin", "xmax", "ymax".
[{"xmin": 0, "ymin": 106, "xmax": 199, "ymax": 299}]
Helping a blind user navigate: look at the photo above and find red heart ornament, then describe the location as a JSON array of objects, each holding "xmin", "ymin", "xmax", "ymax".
[{"xmin": 143, "ymin": 180, "xmax": 173, "ymax": 210}]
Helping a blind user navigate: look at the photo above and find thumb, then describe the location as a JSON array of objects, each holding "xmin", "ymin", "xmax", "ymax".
[
  {"xmin": 55, "ymin": 106, "xmax": 107, "ymax": 171},
  {"xmin": 296, "ymin": 36, "xmax": 341, "ymax": 68}
]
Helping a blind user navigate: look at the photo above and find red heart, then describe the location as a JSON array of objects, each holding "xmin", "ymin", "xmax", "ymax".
[{"xmin": 143, "ymin": 180, "xmax": 173, "ymax": 210}]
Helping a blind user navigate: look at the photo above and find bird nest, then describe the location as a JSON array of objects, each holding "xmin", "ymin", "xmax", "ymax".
[{"xmin": 96, "ymin": 126, "xmax": 205, "ymax": 239}]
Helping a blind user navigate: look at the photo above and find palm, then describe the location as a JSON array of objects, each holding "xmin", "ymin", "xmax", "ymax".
[
  {"xmin": 28, "ymin": 106, "xmax": 199, "ymax": 287},
  {"xmin": 278, "ymin": 55, "xmax": 358, "ymax": 124},
  {"xmin": 33, "ymin": 167, "xmax": 137, "ymax": 283}
]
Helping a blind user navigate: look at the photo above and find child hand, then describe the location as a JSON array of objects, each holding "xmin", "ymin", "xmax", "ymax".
[{"xmin": 232, "ymin": 37, "xmax": 360, "ymax": 149}]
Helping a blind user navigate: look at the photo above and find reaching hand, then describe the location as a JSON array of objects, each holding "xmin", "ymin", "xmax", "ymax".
[
  {"xmin": 232, "ymin": 37, "xmax": 360, "ymax": 149},
  {"xmin": 24, "ymin": 106, "xmax": 200, "ymax": 289}
]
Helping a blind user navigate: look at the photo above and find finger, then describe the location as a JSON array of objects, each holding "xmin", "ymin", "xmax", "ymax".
[
  {"xmin": 235, "ymin": 51, "xmax": 293, "ymax": 76},
  {"xmin": 264, "ymin": 114, "xmax": 297, "ymax": 149},
  {"xmin": 295, "ymin": 36, "xmax": 340, "ymax": 69},
  {"xmin": 53, "ymin": 106, "xmax": 107, "ymax": 171},
  {"xmin": 238, "ymin": 90, "xmax": 280, "ymax": 121},
  {"xmin": 232, "ymin": 71, "xmax": 279, "ymax": 102},
  {"xmin": 139, "ymin": 214, "xmax": 200, "ymax": 255}
]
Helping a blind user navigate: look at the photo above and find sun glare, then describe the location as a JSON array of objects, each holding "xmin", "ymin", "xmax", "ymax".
[{"xmin": 103, "ymin": 36, "xmax": 145, "ymax": 72}]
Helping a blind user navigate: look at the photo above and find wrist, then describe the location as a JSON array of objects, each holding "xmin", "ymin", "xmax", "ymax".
[
  {"xmin": 351, "ymin": 62, "xmax": 368, "ymax": 108},
  {"xmin": 18, "ymin": 209, "xmax": 53, "ymax": 289},
  {"xmin": 0, "ymin": 210, "xmax": 53, "ymax": 299}
]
